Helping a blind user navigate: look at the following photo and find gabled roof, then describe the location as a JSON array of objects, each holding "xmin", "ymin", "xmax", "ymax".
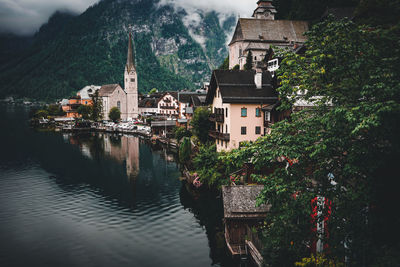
[
  {"xmin": 78, "ymin": 85, "xmax": 101, "ymax": 100},
  {"xmin": 206, "ymin": 70, "xmax": 278, "ymax": 104},
  {"xmin": 222, "ymin": 185, "xmax": 270, "ymax": 219},
  {"xmin": 139, "ymin": 98, "xmax": 157, "ymax": 108},
  {"xmin": 177, "ymin": 91, "xmax": 208, "ymax": 104},
  {"xmin": 99, "ymin": 84, "xmax": 121, "ymax": 97},
  {"xmin": 157, "ymin": 92, "xmax": 178, "ymax": 104},
  {"xmin": 229, "ymin": 18, "xmax": 309, "ymax": 45}
]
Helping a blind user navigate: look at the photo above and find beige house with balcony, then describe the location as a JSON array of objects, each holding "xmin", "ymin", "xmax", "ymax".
[{"xmin": 206, "ymin": 69, "xmax": 279, "ymax": 152}]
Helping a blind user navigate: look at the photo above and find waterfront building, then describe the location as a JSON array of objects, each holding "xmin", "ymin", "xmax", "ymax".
[
  {"xmin": 222, "ymin": 185, "xmax": 270, "ymax": 266},
  {"xmin": 61, "ymin": 85, "xmax": 100, "ymax": 118},
  {"xmin": 157, "ymin": 92, "xmax": 179, "ymax": 117},
  {"xmin": 100, "ymin": 33, "xmax": 139, "ymax": 121},
  {"xmin": 229, "ymin": 0, "xmax": 308, "ymax": 70},
  {"xmin": 99, "ymin": 84, "xmax": 127, "ymax": 120},
  {"xmin": 77, "ymin": 85, "xmax": 101, "ymax": 106},
  {"xmin": 206, "ymin": 68, "xmax": 279, "ymax": 152}
]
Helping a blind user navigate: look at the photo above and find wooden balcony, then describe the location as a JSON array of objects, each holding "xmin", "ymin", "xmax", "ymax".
[
  {"xmin": 209, "ymin": 113, "xmax": 224, "ymax": 123},
  {"xmin": 209, "ymin": 130, "xmax": 230, "ymax": 141},
  {"xmin": 160, "ymin": 105, "xmax": 176, "ymax": 109}
]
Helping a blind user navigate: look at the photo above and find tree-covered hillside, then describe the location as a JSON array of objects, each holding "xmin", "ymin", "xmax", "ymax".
[{"xmin": 0, "ymin": 0, "xmax": 235, "ymax": 101}]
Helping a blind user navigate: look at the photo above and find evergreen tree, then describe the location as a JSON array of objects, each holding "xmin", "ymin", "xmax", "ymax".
[
  {"xmin": 218, "ymin": 56, "xmax": 229, "ymax": 70},
  {"xmin": 244, "ymin": 51, "xmax": 253, "ymax": 70},
  {"xmin": 91, "ymin": 90, "xmax": 103, "ymax": 122}
]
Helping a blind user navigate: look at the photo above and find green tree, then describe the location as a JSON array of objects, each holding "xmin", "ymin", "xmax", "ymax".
[
  {"xmin": 244, "ymin": 51, "xmax": 253, "ymax": 70},
  {"xmin": 91, "ymin": 90, "xmax": 103, "ymax": 121},
  {"xmin": 190, "ymin": 107, "xmax": 213, "ymax": 143},
  {"xmin": 35, "ymin": 109, "xmax": 49, "ymax": 118},
  {"xmin": 228, "ymin": 17, "xmax": 400, "ymax": 266},
  {"xmin": 47, "ymin": 104, "xmax": 64, "ymax": 116},
  {"xmin": 174, "ymin": 126, "xmax": 192, "ymax": 141},
  {"xmin": 179, "ymin": 137, "xmax": 191, "ymax": 164},
  {"xmin": 193, "ymin": 144, "xmax": 233, "ymax": 188},
  {"xmin": 77, "ymin": 105, "xmax": 92, "ymax": 120},
  {"xmin": 109, "ymin": 107, "xmax": 121, "ymax": 123},
  {"xmin": 232, "ymin": 64, "xmax": 240, "ymax": 70},
  {"xmin": 218, "ymin": 56, "xmax": 229, "ymax": 70}
]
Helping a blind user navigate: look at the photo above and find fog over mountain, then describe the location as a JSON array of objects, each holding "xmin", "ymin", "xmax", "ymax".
[{"xmin": 0, "ymin": 0, "xmax": 255, "ymax": 36}]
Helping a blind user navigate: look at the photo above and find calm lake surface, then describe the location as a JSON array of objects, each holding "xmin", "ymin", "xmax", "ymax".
[{"xmin": 0, "ymin": 105, "xmax": 244, "ymax": 267}]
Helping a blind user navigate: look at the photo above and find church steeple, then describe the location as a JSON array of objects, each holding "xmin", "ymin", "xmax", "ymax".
[
  {"xmin": 252, "ymin": 0, "xmax": 277, "ymax": 20},
  {"xmin": 126, "ymin": 32, "xmax": 136, "ymax": 73},
  {"xmin": 124, "ymin": 30, "xmax": 139, "ymax": 120}
]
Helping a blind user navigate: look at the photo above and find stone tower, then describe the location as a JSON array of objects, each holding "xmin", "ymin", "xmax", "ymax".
[
  {"xmin": 252, "ymin": 0, "xmax": 277, "ymax": 20},
  {"xmin": 125, "ymin": 32, "xmax": 139, "ymax": 120}
]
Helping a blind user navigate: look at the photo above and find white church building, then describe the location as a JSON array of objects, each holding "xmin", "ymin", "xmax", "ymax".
[{"xmin": 100, "ymin": 33, "xmax": 139, "ymax": 121}]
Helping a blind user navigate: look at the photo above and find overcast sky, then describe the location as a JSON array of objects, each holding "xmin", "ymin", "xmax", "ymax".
[{"xmin": 0, "ymin": 0, "xmax": 256, "ymax": 36}]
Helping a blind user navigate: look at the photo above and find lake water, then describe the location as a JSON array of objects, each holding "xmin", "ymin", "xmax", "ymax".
[{"xmin": 0, "ymin": 105, "xmax": 245, "ymax": 267}]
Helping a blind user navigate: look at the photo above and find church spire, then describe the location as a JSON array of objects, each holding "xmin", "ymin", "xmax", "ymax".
[{"xmin": 126, "ymin": 31, "xmax": 136, "ymax": 73}]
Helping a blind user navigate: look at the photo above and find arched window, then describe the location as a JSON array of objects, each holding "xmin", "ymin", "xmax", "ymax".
[{"xmin": 117, "ymin": 101, "xmax": 121, "ymax": 110}]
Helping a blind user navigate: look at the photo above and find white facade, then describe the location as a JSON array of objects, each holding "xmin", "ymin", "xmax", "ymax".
[
  {"xmin": 158, "ymin": 93, "xmax": 179, "ymax": 117},
  {"xmin": 102, "ymin": 85, "xmax": 127, "ymax": 120}
]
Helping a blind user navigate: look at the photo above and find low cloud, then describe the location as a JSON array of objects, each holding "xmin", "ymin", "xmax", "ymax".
[
  {"xmin": 0, "ymin": 0, "xmax": 99, "ymax": 35},
  {"xmin": 159, "ymin": 0, "xmax": 255, "ymax": 18},
  {"xmin": 159, "ymin": 0, "xmax": 255, "ymax": 48},
  {"xmin": 0, "ymin": 0, "xmax": 257, "ymax": 36}
]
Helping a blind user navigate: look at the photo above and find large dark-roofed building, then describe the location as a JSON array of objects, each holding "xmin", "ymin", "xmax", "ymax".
[{"xmin": 229, "ymin": 0, "xmax": 308, "ymax": 70}]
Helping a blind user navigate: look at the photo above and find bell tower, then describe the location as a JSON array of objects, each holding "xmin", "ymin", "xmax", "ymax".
[
  {"xmin": 252, "ymin": 0, "xmax": 277, "ymax": 20},
  {"xmin": 125, "ymin": 31, "xmax": 139, "ymax": 120}
]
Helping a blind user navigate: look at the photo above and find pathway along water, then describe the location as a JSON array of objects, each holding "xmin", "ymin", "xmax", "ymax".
[{"xmin": 0, "ymin": 104, "xmax": 251, "ymax": 267}]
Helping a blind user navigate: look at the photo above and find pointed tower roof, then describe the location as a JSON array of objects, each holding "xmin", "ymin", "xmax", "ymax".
[{"xmin": 126, "ymin": 32, "xmax": 136, "ymax": 72}]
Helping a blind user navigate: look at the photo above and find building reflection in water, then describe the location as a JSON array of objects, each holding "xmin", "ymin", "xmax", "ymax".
[{"xmin": 68, "ymin": 133, "xmax": 140, "ymax": 179}]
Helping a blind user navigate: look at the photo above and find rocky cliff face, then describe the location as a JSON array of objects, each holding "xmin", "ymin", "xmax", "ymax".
[{"xmin": 0, "ymin": 0, "xmax": 236, "ymax": 100}]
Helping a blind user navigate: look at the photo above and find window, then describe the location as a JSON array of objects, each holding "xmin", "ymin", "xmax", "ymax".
[
  {"xmin": 217, "ymin": 139, "xmax": 219, "ymax": 145},
  {"xmin": 241, "ymin": 108, "xmax": 247, "ymax": 117},
  {"xmin": 254, "ymin": 56, "xmax": 257, "ymax": 60},
  {"xmin": 225, "ymin": 141, "xmax": 228, "ymax": 149},
  {"xmin": 226, "ymin": 108, "xmax": 228, "ymax": 118},
  {"xmin": 256, "ymin": 108, "xmax": 261, "ymax": 117},
  {"xmin": 217, "ymin": 90, "xmax": 220, "ymax": 98},
  {"xmin": 265, "ymin": 111, "xmax": 271, "ymax": 122},
  {"xmin": 239, "ymin": 48, "xmax": 242, "ymax": 56},
  {"xmin": 117, "ymin": 101, "xmax": 121, "ymax": 110},
  {"xmin": 241, "ymin": 127, "xmax": 247, "ymax": 135},
  {"xmin": 255, "ymin": 126, "xmax": 261, "ymax": 135},
  {"xmin": 131, "ymin": 78, "xmax": 135, "ymax": 82}
]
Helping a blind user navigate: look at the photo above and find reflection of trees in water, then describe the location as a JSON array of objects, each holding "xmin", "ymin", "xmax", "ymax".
[{"xmin": 179, "ymin": 185, "xmax": 244, "ymax": 267}]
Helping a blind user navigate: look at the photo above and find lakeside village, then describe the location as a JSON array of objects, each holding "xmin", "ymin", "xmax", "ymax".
[
  {"xmin": 4, "ymin": 1, "xmax": 393, "ymax": 266},
  {"xmin": 6, "ymin": 1, "xmax": 320, "ymax": 265}
]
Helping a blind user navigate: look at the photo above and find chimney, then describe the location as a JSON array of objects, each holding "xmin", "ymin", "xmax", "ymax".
[{"xmin": 255, "ymin": 68, "xmax": 263, "ymax": 89}]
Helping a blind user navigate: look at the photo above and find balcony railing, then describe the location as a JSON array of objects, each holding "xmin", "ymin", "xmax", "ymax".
[
  {"xmin": 160, "ymin": 105, "xmax": 176, "ymax": 109},
  {"xmin": 209, "ymin": 130, "xmax": 230, "ymax": 141},
  {"xmin": 209, "ymin": 113, "xmax": 224, "ymax": 123}
]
